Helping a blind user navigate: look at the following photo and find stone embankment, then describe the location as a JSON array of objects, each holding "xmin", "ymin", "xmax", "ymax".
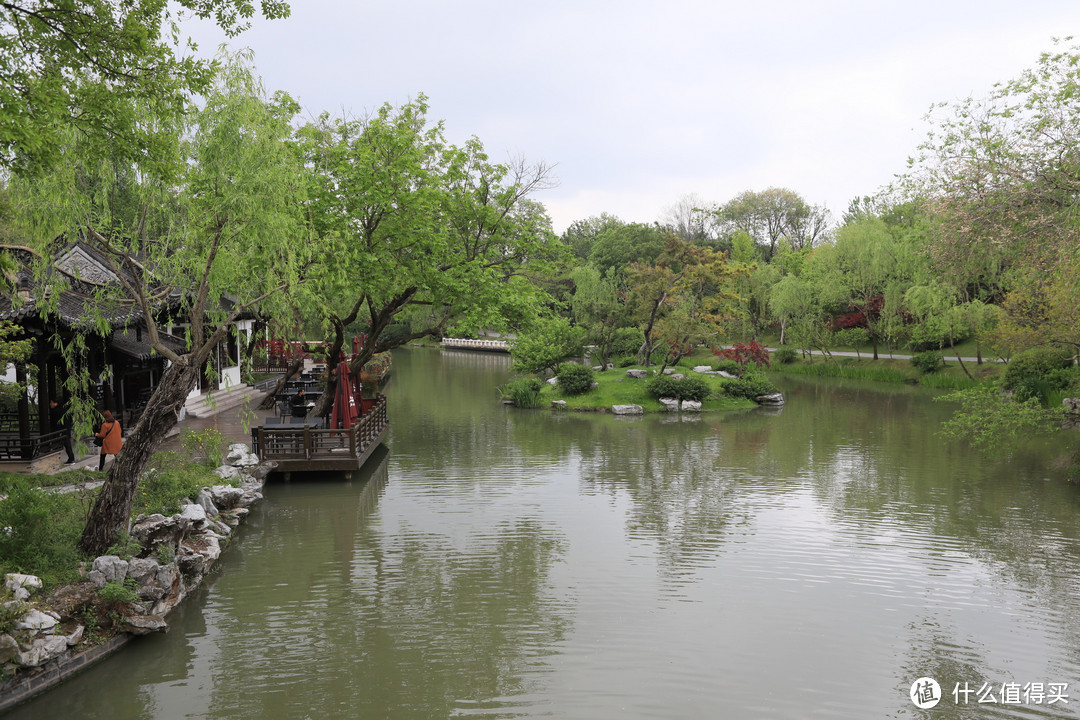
[{"xmin": 0, "ymin": 444, "xmax": 276, "ymax": 712}]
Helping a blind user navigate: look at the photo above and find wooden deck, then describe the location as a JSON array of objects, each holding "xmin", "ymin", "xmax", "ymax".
[{"xmin": 251, "ymin": 395, "xmax": 389, "ymax": 475}]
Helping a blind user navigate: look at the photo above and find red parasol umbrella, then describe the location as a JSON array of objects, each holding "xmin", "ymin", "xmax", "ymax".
[{"xmin": 329, "ymin": 361, "xmax": 360, "ymax": 430}]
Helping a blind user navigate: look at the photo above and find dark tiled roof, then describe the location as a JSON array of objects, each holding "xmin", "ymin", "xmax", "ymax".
[{"xmin": 108, "ymin": 328, "xmax": 189, "ymax": 360}]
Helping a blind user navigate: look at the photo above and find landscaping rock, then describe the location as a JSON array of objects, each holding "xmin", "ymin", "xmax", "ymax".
[
  {"xmin": 121, "ymin": 614, "xmax": 167, "ymax": 635},
  {"xmin": 692, "ymin": 365, "xmax": 714, "ymax": 374},
  {"xmin": 16, "ymin": 636, "xmax": 68, "ymax": 667},
  {"xmin": 551, "ymin": 400, "xmax": 567, "ymax": 409},
  {"xmin": 718, "ymin": 370, "xmax": 737, "ymax": 379},
  {"xmin": 178, "ymin": 503, "xmax": 207, "ymax": 525},
  {"xmin": 214, "ymin": 465, "xmax": 240, "ymax": 480},
  {"xmin": 672, "ymin": 373, "xmax": 684, "ymax": 380},
  {"xmin": 127, "ymin": 558, "xmax": 180, "ymax": 603},
  {"xmin": 756, "ymin": 393, "xmax": 785, "ymax": 406},
  {"xmin": 247, "ymin": 461, "xmax": 277, "ymax": 481},
  {"xmin": 659, "ymin": 397, "xmax": 679, "ymax": 412},
  {"xmin": 195, "ymin": 489, "xmax": 219, "ymax": 517},
  {"xmin": 0, "ymin": 634, "xmax": 18, "ymax": 664},
  {"xmin": 65, "ymin": 625, "xmax": 84, "ymax": 647},
  {"xmin": 210, "ymin": 485, "xmax": 245, "ymax": 510},
  {"xmin": 680, "ymin": 400, "xmax": 702, "ymax": 412},
  {"xmin": 13, "ymin": 608, "xmax": 58, "ymax": 633},
  {"xmin": 611, "ymin": 404, "xmax": 644, "ymax": 415},
  {"xmin": 89, "ymin": 556, "xmax": 129, "ymax": 589},
  {"xmin": 131, "ymin": 513, "xmax": 191, "ymax": 556},
  {"xmin": 626, "ymin": 369, "xmax": 648, "ymax": 379},
  {"xmin": 5, "ymin": 574, "xmax": 42, "ymax": 596}
]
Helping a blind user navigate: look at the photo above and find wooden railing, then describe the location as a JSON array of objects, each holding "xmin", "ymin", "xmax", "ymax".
[
  {"xmin": 0, "ymin": 429, "xmax": 68, "ymax": 461},
  {"xmin": 440, "ymin": 338, "xmax": 510, "ymax": 352},
  {"xmin": 253, "ymin": 395, "xmax": 388, "ymax": 464}
]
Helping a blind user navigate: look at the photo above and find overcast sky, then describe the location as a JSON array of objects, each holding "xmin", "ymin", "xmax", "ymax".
[{"xmin": 183, "ymin": 1, "xmax": 1079, "ymax": 234}]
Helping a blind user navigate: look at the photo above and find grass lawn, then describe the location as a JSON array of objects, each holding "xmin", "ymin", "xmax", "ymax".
[
  {"xmin": 768, "ymin": 353, "xmax": 1003, "ymax": 389},
  {"xmin": 525, "ymin": 355, "xmax": 759, "ymax": 413}
]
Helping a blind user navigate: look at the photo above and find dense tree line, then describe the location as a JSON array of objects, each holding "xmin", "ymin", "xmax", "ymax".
[{"xmin": 1, "ymin": 4, "xmax": 1078, "ymax": 553}]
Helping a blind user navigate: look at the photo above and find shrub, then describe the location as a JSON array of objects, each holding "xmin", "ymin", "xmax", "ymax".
[
  {"xmin": 557, "ymin": 364, "xmax": 595, "ymax": 396},
  {"xmin": 500, "ymin": 377, "xmax": 544, "ymax": 409},
  {"xmin": 719, "ymin": 369, "xmax": 777, "ymax": 400},
  {"xmin": 610, "ymin": 328, "xmax": 645, "ymax": 357},
  {"xmin": 180, "ymin": 428, "xmax": 226, "ymax": 468},
  {"xmin": 911, "ymin": 351, "xmax": 944, "ymax": 374},
  {"xmin": 774, "ymin": 347, "xmax": 797, "ymax": 365},
  {"xmin": 1004, "ymin": 347, "xmax": 1074, "ymax": 391},
  {"xmin": 615, "ymin": 355, "xmax": 637, "ymax": 368},
  {"xmin": 134, "ymin": 451, "xmax": 222, "ymax": 516},
  {"xmin": 0, "ymin": 480, "xmax": 84, "ymax": 588},
  {"xmin": 646, "ymin": 375, "xmax": 711, "ymax": 402},
  {"xmin": 714, "ymin": 359, "xmax": 741, "ymax": 375},
  {"xmin": 98, "ymin": 580, "xmax": 138, "ymax": 605}
]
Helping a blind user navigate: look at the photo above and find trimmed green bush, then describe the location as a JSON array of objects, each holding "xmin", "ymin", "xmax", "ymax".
[
  {"xmin": 719, "ymin": 369, "xmax": 777, "ymax": 400},
  {"xmin": 1004, "ymin": 347, "xmax": 1075, "ymax": 391},
  {"xmin": 646, "ymin": 375, "xmax": 711, "ymax": 402},
  {"xmin": 557, "ymin": 364, "xmax": 595, "ymax": 396},
  {"xmin": 773, "ymin": 347, "xmax": 797, "ymax": 365},
  {"xmin": 911, "ymin": 351, "xmax": 944, "ymax": 374},
  {"xmin": 714, "ymin": 359, "xmax": 741, "ymax": 375}
]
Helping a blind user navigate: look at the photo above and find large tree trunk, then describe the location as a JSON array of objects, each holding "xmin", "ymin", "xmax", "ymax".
[{"xmin": 78, "ymin": 361, "xmax": 200, "ymax": 557}]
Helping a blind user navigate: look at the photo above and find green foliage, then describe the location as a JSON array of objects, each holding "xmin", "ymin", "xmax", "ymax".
[
  {"xmin": 98, "ymin": 579, "xmax": 138, "ymax": 606},
  {"xmin": 0, "ymin": 598, "xmax": 27, "ymax": 636},
  {"xmin": 1003, "ymin": 347, "xmax": 1074, "ymax": 391},
  {"xmin": 556, "ymin": 364, "xmax": 595, "ymax": 396},
  {"xmin": 500, "ymin": 377, "xmax": 544, "ymax": 409},
  {"xmin": 0, "ymin": 0, "xmax": 292, "ymax": 172},
  {"xmin": 134, "ymin": 451, "xmax": 222, "ymax": 517},
  {"xmin": 588, "ymin": 222, "xmax": 667, "ymax": 275},
  {"xmin": 510, "ymin": 317, "xmax": 584, "ymax": 375},
  {"xmin": 911, "ymin": 351, "xmax": 944, "ymax": 374},
  {"xmin": 105, "ymin": 532, "xmax": 143, "ymax": 562},
  {"xmin": 937, "ymin": 385, "xmax": 1060, "ymax": 453},
  {"xmin": 0, "ymin": 480, "xmax": 84, "ymax": 588},
  {"xmin": 180, "ymin": 428, "xmax": 227, "ymax": 468},
  {"xmin": 718, "ymin": 369, "xmax": 778, "ymax": 400},
  {"xmin": 610, "ymin": 327, "xmax": 645, "ymax": 357},
  {"xmin": 714, "ymin": 359, "xmax": 741, "ymax": 374},
  {"xmin": 774, "ymin": 347, "xmax": 797, "ymax": 365},
  {"xmin": 646, "ymin": 374, "xmax": 712, "ymax": 402}
]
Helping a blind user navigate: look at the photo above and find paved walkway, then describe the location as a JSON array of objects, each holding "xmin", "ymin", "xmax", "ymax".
[{"xmin": 55, "ymin": 390, "xmax": 279, "ymax": 475}]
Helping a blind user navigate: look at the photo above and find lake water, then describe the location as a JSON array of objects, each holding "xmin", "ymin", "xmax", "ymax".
[{"xmin": 10, "ymin": 348, "xmax": 1080, "ymax": 719}]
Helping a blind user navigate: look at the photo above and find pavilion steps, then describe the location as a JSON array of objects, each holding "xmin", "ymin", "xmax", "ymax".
[{"xmin": 184, "ymin": 385, "xmax": 267, "ymax": 419}]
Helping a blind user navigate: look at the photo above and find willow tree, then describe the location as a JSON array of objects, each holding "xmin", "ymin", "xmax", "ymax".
[
  {"xmin": 0, "ymin": 0, "xmax": 290, "ymax": 172},
  {"xmin": 296, "ymin": 98, "xmax": 562, "ymax": 414},
  {"xmin": 9, "ymin": 56, "xmax": 307, "ymax": 554},
  {"xmin": 911, "ymin": 40, "xmax": 1080, "ymax": 354}
]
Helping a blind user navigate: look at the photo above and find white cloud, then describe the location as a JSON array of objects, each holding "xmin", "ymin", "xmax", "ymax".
[{"xmin": 180, "ymin": 1, "xmax": 1080, "ymax": 233}]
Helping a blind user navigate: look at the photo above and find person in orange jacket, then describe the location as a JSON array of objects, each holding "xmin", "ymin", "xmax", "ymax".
[{"xmin": 95, "ymin": 409, "xmax": 123, "ymax": 472}]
